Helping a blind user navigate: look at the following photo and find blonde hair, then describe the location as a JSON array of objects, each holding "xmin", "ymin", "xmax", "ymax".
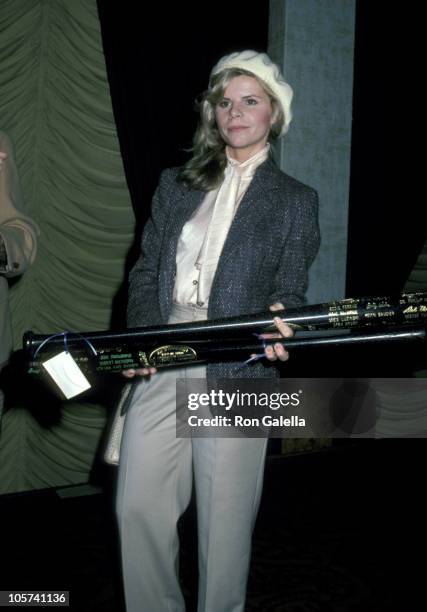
[{"xmin": 177, "ymin": 68, "xmax": 284, "ymax": 191}]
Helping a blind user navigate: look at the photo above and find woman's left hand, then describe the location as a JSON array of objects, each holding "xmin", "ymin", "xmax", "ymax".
[{"xmin": 261, "ymin": 302, "xmax": 293, "ymax": 362}]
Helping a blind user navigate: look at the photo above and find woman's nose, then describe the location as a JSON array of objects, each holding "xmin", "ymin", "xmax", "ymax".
[{"xmin": 230, "ymin": 104, "xmax": 242, "ymax": 118}]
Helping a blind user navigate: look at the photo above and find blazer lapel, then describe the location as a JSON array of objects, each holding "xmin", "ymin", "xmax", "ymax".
[
  {"xmin": 160, "ymin": 185, "xmax": 204, "ymax": 317},
  {"xmin": 215, "ymin": 158, "xmax": 282, "ymax": 269}
]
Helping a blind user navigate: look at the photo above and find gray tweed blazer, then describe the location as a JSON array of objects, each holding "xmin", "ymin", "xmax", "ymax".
[{"xmin": 127, "ymin": 157, "xmax": 320, "ymax": 379}]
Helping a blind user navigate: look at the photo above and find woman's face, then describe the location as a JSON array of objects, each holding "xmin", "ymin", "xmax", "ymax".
[{"xmin": 215, "ymin": 75, "xmax": 274, "ymax": 162}]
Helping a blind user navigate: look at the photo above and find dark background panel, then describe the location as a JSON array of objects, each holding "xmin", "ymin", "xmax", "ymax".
[
  {"xmin": 97, "ymin": 1, "xmax": 270, "ymax": 225},
  {"xmin": 347, "ymin": 2, "xmax": 426, "ymax": 296}
]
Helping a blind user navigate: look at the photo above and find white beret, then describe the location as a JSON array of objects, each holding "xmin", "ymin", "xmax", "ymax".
[{"xmin": 210, "ymin": 50, "xmax": 293, "ymax": 136}]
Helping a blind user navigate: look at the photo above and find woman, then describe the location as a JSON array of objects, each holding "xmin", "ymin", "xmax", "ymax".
[{"xmin": 117, "ymin": 50, "xmax": 320, "ymax": 611}]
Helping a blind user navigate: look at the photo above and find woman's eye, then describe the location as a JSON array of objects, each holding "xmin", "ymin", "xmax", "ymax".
[
  {"xmin": 218, "ymin": 100, "xmax": 230, "ymax": 109},
  {"xmin": 245, "ymin": 98, "xmax": 258, "ymax": 106}
]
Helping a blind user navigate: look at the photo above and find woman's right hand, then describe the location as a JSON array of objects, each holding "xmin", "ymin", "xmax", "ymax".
[{"xmin": 122, "ymin": 367, "xmax": 157, "ymax": 378}]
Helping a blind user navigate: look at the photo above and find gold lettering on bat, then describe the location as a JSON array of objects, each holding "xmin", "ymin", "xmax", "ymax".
[
  {"xmin": 149, "ymin": 345, "xmax": 197, "ymax": 365},
  {"xmin": 328, "ymin": 307, "xmax": 358, "ymax": 316},
  {"xmin": 404, "ymin": 305, "xmax": 427, "ymax": 314},
  {"xmin": 364, "ymin": 310, "xmax": 395, "ymax": 318},
  {"xmin": 337, "ymin": 309, "xmax": 358, "ymax": 316},
  {"xmin": 138, "ymin": 351, "xmax": 150, "ymax": 367},
  {"xmin": 366, "ymin": 300, "xmax": 390, "ymax": 309}
]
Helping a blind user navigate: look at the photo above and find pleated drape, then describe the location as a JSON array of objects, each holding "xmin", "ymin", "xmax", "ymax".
[{"xmin": 0, "ymin": 0, "xmax": 135, "ymax": 492}]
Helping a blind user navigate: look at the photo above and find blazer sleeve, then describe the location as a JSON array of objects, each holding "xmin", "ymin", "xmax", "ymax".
[
  {"xmin": 126, "ymin": 169, "xmax": 174, "ymax": 327},
  {"xmin": 269, "ymin": 186, "xmax": 320, "ymax": 308},
  {"xmin": 0, "ymin": 132, "xmax": 39, "ymax": 278}
]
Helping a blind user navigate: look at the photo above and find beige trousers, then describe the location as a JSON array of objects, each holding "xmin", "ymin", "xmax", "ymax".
[{"xmin": 116, "ymin": 304, "xmax": 268, "ymax": 612}]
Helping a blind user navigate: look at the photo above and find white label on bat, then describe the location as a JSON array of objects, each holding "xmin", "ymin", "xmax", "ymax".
[{"xmin": 42, "ymin": 351, "xmax": 91, "ymax": 399}]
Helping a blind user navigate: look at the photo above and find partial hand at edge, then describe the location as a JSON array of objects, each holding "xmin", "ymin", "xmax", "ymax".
[
  {"xmin": 122, "ymin": 366, "xmax": 157, "ymax": 379},
  {"xmin": 262, "ymin": 302, "xmax": 294, "ymax": 362}
]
